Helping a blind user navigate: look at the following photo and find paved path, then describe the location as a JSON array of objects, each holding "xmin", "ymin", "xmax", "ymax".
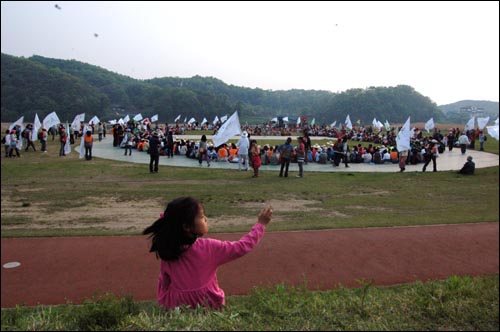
[
  {"xmin": 89, "ymin": 136, "xmax": 499, "ymax": 172},
  {"xmin": 1, "ymin": 222, "xmax": 498, "ymax": 308}
]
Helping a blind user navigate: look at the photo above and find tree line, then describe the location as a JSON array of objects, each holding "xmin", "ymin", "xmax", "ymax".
[{"xmin": 2, "ymin": 53, "xmax": 447, "ymax": 125}]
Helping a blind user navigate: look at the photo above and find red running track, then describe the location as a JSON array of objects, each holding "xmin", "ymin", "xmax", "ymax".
[{"xmin": 1, "ymin": 222, "xmax": 498, "ymax": 308}]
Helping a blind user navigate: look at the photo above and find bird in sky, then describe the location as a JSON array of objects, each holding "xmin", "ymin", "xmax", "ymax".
[
  {"xmin": 54, "ymin": 4, "xmax": 61, "ymax": 10},
  {"xmin": 94, "ymin": 33, "xmax": 99, "ymax": 38}
]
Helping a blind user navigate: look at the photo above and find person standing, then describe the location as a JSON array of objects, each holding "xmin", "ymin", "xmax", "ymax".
[
  {"xmin": 97, "ymin": 122, "xmax": 104, "ymax": 142},
  {"xmin": 124, "ymin": 129, "xmax": 134, "ymax": 156},
  {"xmin": 296, "ymin": 136, "xmax": 305, "ymax": 178},
  {"xmin": 303, "ymin": 130, "xmax": 311, "ymax": 165},
  {"xmin": 148, "ymin": 132, "xmax": 161, "ymax": 173},
  {"xmin": 59, "ymin": 126, "xmax": 67, "ymax": 156},
  {"xmin": 250, "ymin": 139, "xmax": 261, "ymax": 178},
  {"xmin": 278, "ymin": 137, "xmax": 293, "ymax": 177},
  {"xmin": 398, "ymin": 149, "xmax": 408, "ymax": 172},
  {"xmin": 166, "ymin": 131, "xmax": 175, "ymax": 158},
  {"xmin": 422, "ymin": 141, "xmax": 438, "ymax": 172},
  {"xmin": 458, "ymin": 132, "xmax": 470, "ymax": 155},
  {"xmin": 198, "ymin": 134, "xmax": 210, "ymax": 167},
  {"xmin": 478, "ymin": 131, "xmax": 487, "ymax": 151},
  {"xmin": 84, "ymin": 129, "xmax": 93, "ymax": 160},
  {"xmin": 236, "ymin": 131, "xmax": 250, "ymax": 171},
  {"xmin": 40, "ymin": 128, "xmax": 48, "ymax": 153}
]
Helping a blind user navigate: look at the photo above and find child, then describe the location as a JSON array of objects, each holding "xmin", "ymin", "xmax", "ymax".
[
  {"xmin": 250, "ymin": 139, "xmax": 261, "ymax": 178},
  {"xmin": 143, "ymin": 197, "xmax": 272, "ymax": 310}
]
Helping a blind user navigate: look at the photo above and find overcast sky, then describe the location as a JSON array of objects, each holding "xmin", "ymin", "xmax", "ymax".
[{"xmin": 2, "ymin": 1, "xmax": 499, "ymax": 105}]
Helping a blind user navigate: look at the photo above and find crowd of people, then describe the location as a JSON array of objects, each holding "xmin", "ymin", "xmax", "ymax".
[{"xmin": 3, "ymin": 119, "xmax": 486, "ymax": 176}]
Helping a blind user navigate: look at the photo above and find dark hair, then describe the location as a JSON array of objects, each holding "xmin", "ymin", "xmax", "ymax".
[{"xmin": 143, "ymin": 197, "xmax": 201, "ymax": 261}]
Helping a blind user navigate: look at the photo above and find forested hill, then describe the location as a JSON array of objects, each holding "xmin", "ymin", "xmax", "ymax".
[{"xmin": 2, "ymin": 53, "xmax": 446, "ymax": 125}]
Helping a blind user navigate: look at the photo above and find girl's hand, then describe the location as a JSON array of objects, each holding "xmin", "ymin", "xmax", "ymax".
[{"xmin": 258, "ymin": 206, "xmax": 273, "ymax": 225}]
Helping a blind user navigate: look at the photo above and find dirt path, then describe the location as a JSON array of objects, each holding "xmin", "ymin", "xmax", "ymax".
[{"xmin": 1, "ymin": 222, "xmax": 498, "ymax": 308}]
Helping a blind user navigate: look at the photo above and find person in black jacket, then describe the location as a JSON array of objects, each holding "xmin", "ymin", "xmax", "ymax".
[
  {"xmin": 149, "ymin": 132, "xmax": 161, "ymax": 173},
  {"xmin": 458, "ymin": 156, "xmax": 475, "ymax": 175}
]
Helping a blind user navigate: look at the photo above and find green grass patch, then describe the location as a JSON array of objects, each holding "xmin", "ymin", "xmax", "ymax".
[{"xmin": 1, "ymin": 275, "xmax": 498, "ymax": 331}]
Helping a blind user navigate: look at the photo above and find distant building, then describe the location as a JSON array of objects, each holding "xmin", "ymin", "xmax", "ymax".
[{"xmin": 460, "ymin": 106, "xmax": 485, "ymax": 117}]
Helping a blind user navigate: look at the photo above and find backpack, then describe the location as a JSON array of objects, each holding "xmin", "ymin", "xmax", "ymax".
[{"xmin": 281, "ymin": 145, "xmax": 292, "ymax": 159}]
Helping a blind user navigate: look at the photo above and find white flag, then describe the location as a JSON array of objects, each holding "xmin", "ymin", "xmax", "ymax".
[
  {"xmin": 89, "ymin": 115, "xmax": 100, "ymax": 126},
  {"xmin": 396, "ymin": 116, "xmax": 411, "ymax": 152},
  {"xmin": 477, "ymin": 116, "xmax": 490, "ymax": 130},
  {"xmin": 283, "ymin": 117, "xmax": 289, "ymax": 122},
  {"xmin": 151, "ymin": 114, "xmax": 159, "ymax": 123},
  {"xmin": 212, "ymin": 111, "xmax": 242, "ymax": 147},
  {"xmin": 384, "ymin": 120, "xmax": 391, "ymax": 131},
  {"xmin": 201, "ymin": 117, "xmax": 207, "ymax": 125},
  {"xmin": 188, "ymin": 117, "xmax": 196, "ymax": 124},
  {"xmin": 330, "ymin": 120, "xmax": 337, "ymax": 128},
  {"xmin": 465, "ymin": 116, "xmax": 475, "ymax": 131},
  {"xmin": 108, "ymin": 119, "xmax": 117, "ymax": 125},
  {"xmin": 213, "ymin": 116, "xmax": 219, "ymax": 125},
  {"xmin": 64, "ymin": 122, "xmax": 71, "ymax": 155},
  {"xmin": 9, "ymin": 116, "xmax": 25, "ymax": 131},
  {"xmin": 32, "ymin": 114, "xmax": 41, "ymax": 142},
  {"xmin": 42, "ymin": 112, "xmax": 60, "ymax": 130},
  {"xmin": 71, "ymin": 113, "xmax": 85, "ymax": 131},
  {"xmin": 123, "ymin": 115, "xmax": 130, "ymax": 123},
  {"xmin": 297, "ymin": 117, "xmax": 301, "ymax": 125},
  {"xmin": 133, "ymin": 113, "xmax": 143, "ymax": 121},
  {"xmin": 220, "ymin": 115, "xmax": 228, "ymax": 123},
  {"xmin": 377, "ymin": 120, "xmax": 384, "ymax": 130},
  {"xmin": 345, "ymin": 115, "xmax": 352, "ymax": 130},
  {"xmin": 424, "ymin": 118, "xmax": 435, "ymax": 133},
  {"xmin": 486, "ymin": 124, "xmax": 499, "ymax": 140},
  {"xmin": 174, "ymin": 114, "xmax": 181, "ymax": 122}
]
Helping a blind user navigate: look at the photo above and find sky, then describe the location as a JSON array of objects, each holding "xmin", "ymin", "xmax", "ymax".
[{"xmin": 1, "ymin": 1, "xmax": 499, "ymax": 105}]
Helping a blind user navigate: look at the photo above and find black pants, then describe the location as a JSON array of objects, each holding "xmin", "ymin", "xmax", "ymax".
[
  {"xmin": 85, "ymin": 146, "xmax": 92, "ymax": 160},
  {"xmin": 150, "ymin": 153, "xmax": 159, "ymax": 172},
  {"xmin": 422, "ymin": 155, "xmax": 436, "ymax": 172},
  {"xmin": 279, "ymin": 158, "xmax": 290, "ymax": 177}
]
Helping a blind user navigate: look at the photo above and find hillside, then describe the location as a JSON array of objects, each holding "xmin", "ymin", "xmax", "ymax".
[
  {"xmin": 438, "ymin": 100, "xmax": 499, "ymax": 123},
  {"xmin": 2, "ymin": 53, "xmax": 447, "ymax": 125}
]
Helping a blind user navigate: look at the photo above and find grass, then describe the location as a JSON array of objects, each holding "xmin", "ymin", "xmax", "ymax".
[
  {"xmin": 1, "ymin": 275, "xmax": 498, "ymax": 331},
  {"xmin": 1, "ymin": 131, "xmax": 498, "ymax": 330},
  {"xmin": 1, "ymin": 143, "xmax": 499, "ymax": 236}
]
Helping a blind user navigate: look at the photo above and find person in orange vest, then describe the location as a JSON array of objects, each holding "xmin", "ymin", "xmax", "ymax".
[{"xmin": 84, "ymin": 129, "xmax": 94, "ymax": 160}]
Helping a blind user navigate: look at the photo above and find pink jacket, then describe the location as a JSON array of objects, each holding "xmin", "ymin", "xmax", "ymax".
[{"xmin": 157, "ymin": 223, "xmax": 265, "ymax": 309}]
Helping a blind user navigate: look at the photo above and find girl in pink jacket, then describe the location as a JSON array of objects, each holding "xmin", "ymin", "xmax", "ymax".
[{"xmin": 143, "ymin": 197, "xmax": 272, "ymax": 310}]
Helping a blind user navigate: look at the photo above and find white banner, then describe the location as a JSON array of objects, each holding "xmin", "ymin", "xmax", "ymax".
[
  {"xmin": 424, "ymin": 118, "xmax": 435, "ymax": 133},
  {"xmin": 42, "ymin": 112, "xmax": 60, "ymax": 130},
  {"xmin": 477, "ymin": 116, "xmax": 490, "ymax": 130},
  {"xmin": 486, "ymin": 125, "xmax": 499, "ymax": 140},
  {"xmin": 133, "ymin": 113, "xmax": 143, "ymax": 121},
  {"xmin": 89, "ymin": 115, "xmax": 100, "ymax": 126},
  {"xmin": 64, "ymin": 122, "xmax": 71, "ymax": 155},
  {"xmin": 71, "ymin": 113, "xmax": 85, "ymax": 131},
  {"xmin": 9, "ymin": 116, "xmax": 25, "ymax": 131},
  {"xmin": 32, "ymin": 114, "xmax": 41, "ymax": 142},
  {"xmin": 212, "ymin": 111, "xmax": 242, "ymax": 147},
  {"xmin": 465, "ymin": 116, "xmax": 475, "ymax": 131},
  {"xmin": 396, "ymin": 116, "xmax": 411, "ymax": 151},
  {"xmin": 345, "ymin": 115, "xmax": 352, "ymax": 130},
  {"xmin": 151, "ymin": 114, "xmax": 159, "ymax": 123}
]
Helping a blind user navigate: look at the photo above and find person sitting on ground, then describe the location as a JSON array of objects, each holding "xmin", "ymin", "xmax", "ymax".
[{"xmin": 458, "ymin": 156, "xmax": 475, "ymax": 175}]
